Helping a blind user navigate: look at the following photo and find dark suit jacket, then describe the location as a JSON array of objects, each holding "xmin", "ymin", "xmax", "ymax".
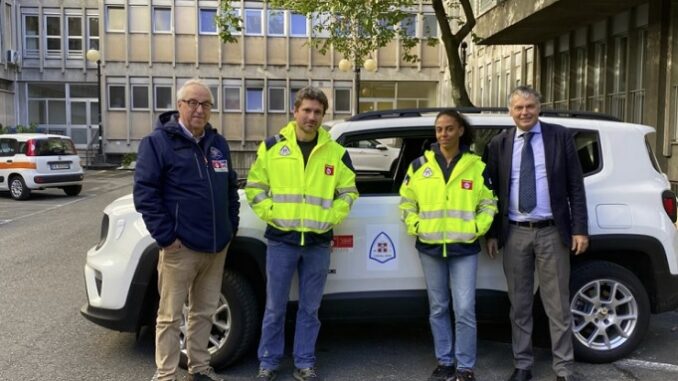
[{"xmin": 484, "ymin": 121, "xmax": 588, "ymax": 247}]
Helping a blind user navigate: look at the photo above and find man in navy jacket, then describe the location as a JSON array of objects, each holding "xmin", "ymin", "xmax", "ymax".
[
  {"xmin": 485, "ymin": 86, "xmax": 588, "ymax": 381},
  {"xmin": 134, "ymin": 79, "xmax": 239, "ymax": 381}
]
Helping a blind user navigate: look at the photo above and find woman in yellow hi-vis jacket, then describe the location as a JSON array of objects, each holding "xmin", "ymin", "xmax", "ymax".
[{"xmin": 399, "ymin": 110, "xmax": 497, "ymax": 381}]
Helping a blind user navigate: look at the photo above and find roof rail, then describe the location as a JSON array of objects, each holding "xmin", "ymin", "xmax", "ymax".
[
  {"xmin": 346, "ymin": 107, "xmax": 620, "ymax": 122},
  {"xmin": 346, "ymin": 107, "xmax": 506, "ymax": 121}
]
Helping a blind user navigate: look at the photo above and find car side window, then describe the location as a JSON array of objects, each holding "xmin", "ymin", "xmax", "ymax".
[
  {"xmin": 572, "ymin": 130, "xmax": 601, "ymax": 176},
  {"xmin": 0, "ymin": 138, "xmax": 17, "ymax": 156}
]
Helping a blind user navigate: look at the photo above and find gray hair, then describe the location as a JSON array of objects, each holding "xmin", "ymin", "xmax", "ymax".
[
  {"xmin": 507, "ymin": 85, "xmax": 542, "ymax": 108},
  {"xmin": 294, "ymin": 86, "xmax": 329, "ymax": 114},
  {"xmin": 177, "ymin": 78, "xmax": 214, "ymax": 104}
]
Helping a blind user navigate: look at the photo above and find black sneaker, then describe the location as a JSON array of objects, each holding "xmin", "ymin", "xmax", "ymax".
[
  {"xmin": 428, "ymin": 364, "xmax": 456, "ymax": 381},
  {"xmin": 293, "ymin": 367, "xmax": 319, "ymax": 381},
  {"xmin": 455, "ymin": 369, "xmax": 476, "ymax": 381},
  {"xmin": 256, "ymin": 368, "xmax": 278, "ymax": 381},
  {"xmin": 187, "ymin": 367, "xmax": 225, "ymax": 381}
]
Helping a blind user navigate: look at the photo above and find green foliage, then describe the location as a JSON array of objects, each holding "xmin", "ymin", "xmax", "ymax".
[
  {"xmin": 121, "ymin": 152, "xmax": 137, "ymax": 168},
  {"xmin": 268, "ymin": 0, "xmax": 420, "ymax": 65},
  {"xmin": 16, "ymin": 123, "xmax": 38, "ymax": 133},
  {"xmin": 216, "ymin": 2, "xmax": 243, "ymax": 44}
]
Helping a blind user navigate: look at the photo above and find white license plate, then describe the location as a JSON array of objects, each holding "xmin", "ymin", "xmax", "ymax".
[{"xmin": 50, "ymin": 163, "xmax": 70, "ymax": 170}]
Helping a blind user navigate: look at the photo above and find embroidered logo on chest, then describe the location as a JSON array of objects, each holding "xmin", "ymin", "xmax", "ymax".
[
  {"xmin": 324, "ymin": 164, "xmax": 335, "ymax": 176},
  {"xmin": 279, "ymin": 146, "xmax": 291, "ymax": 156},
  {"xmin": 422, "ymin": 168, "xmax": 433, "ymax": 178},
  {"xmin": 461, "ymin": 179, "xmax": 473, "ymax": 190}
]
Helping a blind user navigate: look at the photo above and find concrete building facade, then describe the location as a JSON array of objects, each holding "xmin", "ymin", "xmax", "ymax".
[
  {"xmin": 470, "ymin": 0, "xmax": 678, "ymax": 185},
  {"xmin": 0, "ymin": 1, "xmax": 456, "ymax": 172}
]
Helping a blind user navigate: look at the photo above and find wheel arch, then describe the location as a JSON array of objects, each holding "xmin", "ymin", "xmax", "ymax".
[{"xmin": 574, "ymin": 234, "xmax": 676, "ymax": 313}]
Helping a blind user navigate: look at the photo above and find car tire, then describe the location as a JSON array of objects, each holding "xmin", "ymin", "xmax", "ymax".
[
  {"xmin": 570, "ymin": 261, "xmax": 650, "ymax": 363},
  {"xmin": 63, "ymin": 185, "xmax": 82, "ymax": 196},
  {"xmin": 9, "ymin": 175, "xmax": 30, "ymax": 200},
  {"xmin": 179, "ymin": 269, "xmax": 260, "ymax": 370}
]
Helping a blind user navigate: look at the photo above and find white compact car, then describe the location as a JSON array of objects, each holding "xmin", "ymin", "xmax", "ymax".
[
  {"xmin": 344, "ymin": 138, "xmax": 401, "ymax": 173},
  {"xmin": 82, "ymin": 108, "xmax": 678, "ymax": 369},
  {"xmin": 0, "ymin": 133, "xmax": 84, "ymax": 200}
]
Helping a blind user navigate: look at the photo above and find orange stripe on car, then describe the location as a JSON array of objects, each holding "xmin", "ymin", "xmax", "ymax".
[{"xmin": 0, "ymin": 162, "xmax": 37, "ymax": 169}]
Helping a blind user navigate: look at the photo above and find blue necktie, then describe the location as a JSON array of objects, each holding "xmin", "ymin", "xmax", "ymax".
[{"xmin": 519, "ymin": 132, "xmax": 536, "ymax": 213}]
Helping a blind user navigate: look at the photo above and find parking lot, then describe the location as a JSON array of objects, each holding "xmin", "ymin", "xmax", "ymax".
[{"xmin": 1, "ymin": 170, "xmax": 677, "ymax": 380}]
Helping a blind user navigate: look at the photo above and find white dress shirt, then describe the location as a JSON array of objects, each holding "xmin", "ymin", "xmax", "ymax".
[{"xmin": 508, "ymin": 122, "xmax": 553, "ymax": 222}]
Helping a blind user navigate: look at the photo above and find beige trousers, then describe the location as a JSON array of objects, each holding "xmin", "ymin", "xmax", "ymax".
[{"xmin": 154, "ymin": 244, "xmax": 227, "ymax": 380}]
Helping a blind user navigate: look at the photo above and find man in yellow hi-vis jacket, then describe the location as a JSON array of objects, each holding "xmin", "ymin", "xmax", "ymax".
[
  {"xmin": 246, "ymin": 86, "xmax": 358, "ymax": 381},
  {"xmin": 399, "ymin": 110, "xmax": 497, "ymax": 381}
]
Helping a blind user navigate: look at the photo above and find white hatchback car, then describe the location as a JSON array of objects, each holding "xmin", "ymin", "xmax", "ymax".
[{"xmin": 0, "ymin": 133, "xmax": 84, "ymax": 200}]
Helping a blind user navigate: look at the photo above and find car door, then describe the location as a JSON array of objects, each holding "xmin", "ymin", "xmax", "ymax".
[{"xmin": 0, "ymin": 138, "xmax": 18, "ymax": 190}]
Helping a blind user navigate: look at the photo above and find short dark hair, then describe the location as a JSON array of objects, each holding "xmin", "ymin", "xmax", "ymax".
[
  {"xmin": 435, "ymin": 110, "xmax": 475, "ymax": 147},
  {"xmin": 507, "ymin": 85, "xmax": 542, "ymax": 107},
  {"xmin": 294, "ymin": 86, "xmax": 329, "ymax": 114}
]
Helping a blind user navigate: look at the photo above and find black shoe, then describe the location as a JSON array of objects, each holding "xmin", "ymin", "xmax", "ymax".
[
  {"xmin": 428, "ymin": 364, "xmax": 456, "ymax": 381},
  {"xmin": 507, "ymin": 369, "xmax": 532, "ymax": 381},
  {"xmin": 293, "ymin": 367, "xmax": 319, "ymax": 381},
  {"xmin": 187, "ymin": 367, "xmax": 225, "ymax": 381},
  {"xmin": 256, "ymin": 368, "xmax": 278, "ymax": 381},
  {"xmin": 454, "ymin": 369, "xmax": 476, "ymax": 381}
]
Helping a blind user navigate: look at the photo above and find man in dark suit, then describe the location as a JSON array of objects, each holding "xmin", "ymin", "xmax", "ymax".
[{"xmin": 485, "ymin": 86, "xmax": 589, "ymax": 381}]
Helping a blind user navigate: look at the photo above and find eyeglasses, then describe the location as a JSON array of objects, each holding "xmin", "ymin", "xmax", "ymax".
[{"xmin": 181, "ymin": 99, "xmax": 213, "ymax": 110}]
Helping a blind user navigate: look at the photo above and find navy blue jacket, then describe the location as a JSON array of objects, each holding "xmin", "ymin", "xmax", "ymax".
[
  {"xmin": 484, "ymin": 121, "xmax": 588, "ymax": 247},
  {"xmin": 133, "ymin": 111, "xmax": 240, "ymax": 253}
]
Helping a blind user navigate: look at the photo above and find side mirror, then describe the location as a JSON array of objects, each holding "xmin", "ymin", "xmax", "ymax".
[{"xmin": 375, "ymin": 144, "xmax": 388, "ymax": 151}]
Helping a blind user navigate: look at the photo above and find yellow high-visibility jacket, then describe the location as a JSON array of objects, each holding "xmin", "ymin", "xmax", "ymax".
[
  {"xmin": 246, "ymin": 122, "xmax": 358, "ymax": 246},
  {"xmin": 399, "ymin": 150, "xmax": 497, "ymax": 257}
]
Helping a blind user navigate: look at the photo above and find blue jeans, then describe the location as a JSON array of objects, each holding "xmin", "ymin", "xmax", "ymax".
[
  {"xmin": 258, "ymin": 239, "xmax": 331, "ymax": 370},
  {"xmin": 419, "ymin": 252, "xmax": 478, "ymax": 370}
]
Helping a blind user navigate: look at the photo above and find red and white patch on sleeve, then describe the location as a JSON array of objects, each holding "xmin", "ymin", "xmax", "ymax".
[{"xmin": 324, "ymin": 164, "xmax": 335, "ymax": 176}]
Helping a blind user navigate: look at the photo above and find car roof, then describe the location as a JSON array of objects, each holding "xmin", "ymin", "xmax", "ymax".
[
  {"xmin": 329, "ymin": 113, "xmax": 655, "ymax": 139},
  {"xmin": 0, "ymin": 133, "xmax": 74, "ymax": 141}
]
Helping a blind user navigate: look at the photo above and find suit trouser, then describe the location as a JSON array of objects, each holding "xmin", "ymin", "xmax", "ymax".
[
  {"xmin": 503, "ymin": 225, "xmax": 573, "ymax": 377},
  {"xmin": 155, "ymin": 244, "xmax": 228, "ymax": 380}
]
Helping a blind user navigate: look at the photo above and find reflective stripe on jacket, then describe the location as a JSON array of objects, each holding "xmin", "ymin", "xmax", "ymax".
[
  {"xmin": 399, "ymin": 150, "xmax": 497, "ymax": 257},
  {"xmin": 245, "ymin": 121, "xmax": 358, "ymax": 246}
]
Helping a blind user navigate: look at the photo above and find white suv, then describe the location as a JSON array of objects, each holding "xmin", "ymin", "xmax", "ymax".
[
  {"xmin": 81, "ymin": 109, "xmax": 678, "ymax": 369},
  {"xmin": 0, "ymin": 133, "xmax": 84, "ymax": 200}
]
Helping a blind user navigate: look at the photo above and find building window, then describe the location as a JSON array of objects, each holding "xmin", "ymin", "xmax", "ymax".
[
  {"xmin": 311, "ymin": 13, "xmax": 330, "ymax": 38},
  {"xmin": 290, "ymin": 13, "xmax": 307, "ymax": 37},
  {"xmin": 153, "ymin": 8, "xmax": 172, "ymax": 33},
  {"xmin": 401, "ymin": 15, "xmax": 416, "ymax": 37},
  {"xmin": 269, "ymin": 87, "xmax": 285, "ymax": 112},
  {"xmin": 199, "ymin": 8, "xmax": 217, "ymax": 34},
  {"xmin": 67, "ymin": 16, "xmax": 83, "ymax": 57},
  {"xmin": 246, "ymin": 88, "xmax": 264, "ymax": 112},
  {"xmin": 24, "ymin": 15, "xmax": 40, "ymax": 57},
  {"xmin": 268, "ymin": 10, "xmax": 285, "ymax": 36},
  {"xmin": 155, "ymin": 85, "xmax": 173, "ymax": 110},
  {"xmin": 108, "ymin": 85, "xmax": 126, "ymax": 109},
  {"xmin": 45, "ymin": 15, "xmax": 61, "ymax": 56},
  {"xmin": 87, "ymin": 16, "xmax": 100, "ymax": 50},
  {"xmin": 244, "ymin": 9, "xmax": 263, "ymax": 35},
  {"xmin": 334, "ymin": 88, "xmax": 351, "ymax": 113},
  {"xmin": 224, "ymin": 87, "xmax": 241, "ymax": 111},
  {"xmin": 422, "ymin": 14, "xmax": 437, "ymax": 38},
  {"xmin": 209, "ymin": 85, "xmax": 219, "ymax": 111},
  {"xmin": 106, "ymin": 6, "xmax": 125, "ymax": 32},
  {"xmin": 132, "ymin": 85, "xmax": 149, "ymax": 110}
]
